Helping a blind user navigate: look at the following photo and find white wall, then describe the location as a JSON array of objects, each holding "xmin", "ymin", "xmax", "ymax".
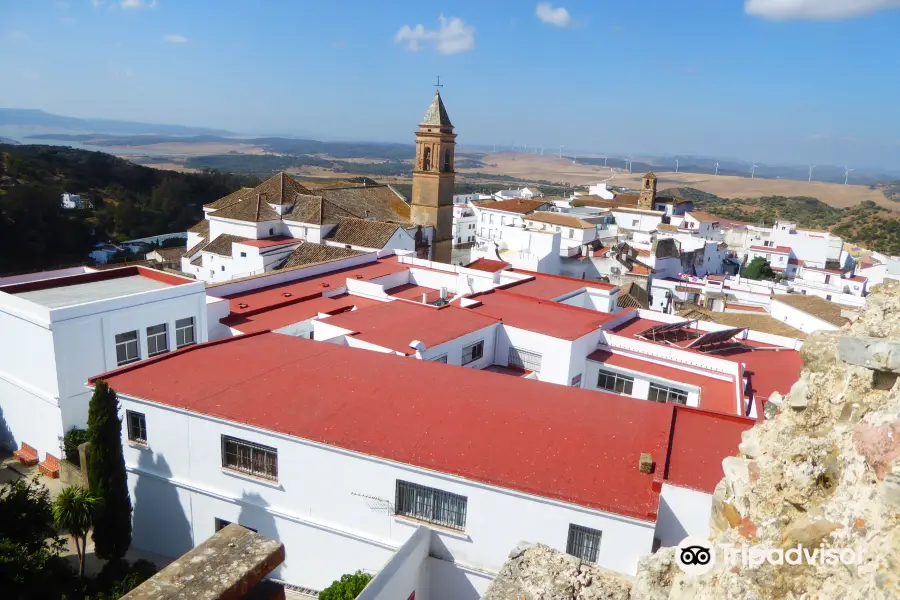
[
  {"xmin": 583, "ymin": 357, "xmax": 701, "ymax": 409},
  {"xmin": 119, "ymin": 397, "xmax": 657, "ymax": 593},
  {"xmin": 207, "ymin": 216, "xmax": 265, "ymax": 242},
  {"xmin": 656, "ymin": 484, "xmax": 712, "ymax": 547},
  {"xmin": 612, "ymin": 211, "xmax": 663, "ymax": 233},
  {"xmin": 769, "ymin": 298, "xmax": 840, "ymax": 334},
  {"xmin": 357, "ymin": 526, "xmax": 431, "ymax": 600}
]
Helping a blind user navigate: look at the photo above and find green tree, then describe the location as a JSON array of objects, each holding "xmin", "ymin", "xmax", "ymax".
[
  {"xmin": 87, "ymin": 380, "xmax": 133, "ymax": 561},
  {"xmin": 319, "ymin": 571, "xmax": 373, "ymax": 600},
  {"xmin": 743, "ymin": 256, "xmax": 776, "ymax": 281},
  {"xmin": 53, "ymin": 486, "xmax": 99, "ymax": 581},
  {"xmin": 0, "ymin": 477, "xmax": 77, "ymax": 599}
]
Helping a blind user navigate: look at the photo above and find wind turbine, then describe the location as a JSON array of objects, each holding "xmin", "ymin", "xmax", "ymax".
[
  {"xmin": 559, "ymin": 145, "xmax": 563, "ymax": 159},
  {"xmin": 675, "ymin": 159, "xmax": 679, "ymax": 173},
  {"xmin": 844, "ymin": 166, "xmax": 854, "ymax": 185},
  {"xmin": 808, "ymin": 165, "xmax": 816, "ymax": 182},
  {"xmin": 603, "ymin": 154, "xmax": 608, "ymax": 167},
  {"xmin": 750, "ymin": 161, "xmax": 758, "ymax": 179},
  {"xmin": 714, "ymin": 161, "xmax": 719, "ymax": 176},
  {"xmin": 492, "ymin": 144, "xmax": 496, "ymax": 153},
  {"xmin": 626, "ymin": 159, "xmax": 633, "ymax": 173},
  {"xmin": 539, "ymin": 146, "xmax": 544, "ymax": 156},
  {"xmin": 572, "ymin": 155, "xmax": 577, "ymax": 165}
]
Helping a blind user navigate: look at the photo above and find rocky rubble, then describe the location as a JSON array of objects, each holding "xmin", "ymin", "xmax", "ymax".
[{"xmin": 483, "ymin": 281, "xmax": 900, "ymax": 600}]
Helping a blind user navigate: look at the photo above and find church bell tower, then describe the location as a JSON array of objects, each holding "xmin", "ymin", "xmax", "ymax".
[
  {"xmin": 639, "ymin": 172, "xmax": 658, "ymax": 209},
  {"xmin": 410, "ymin": 85, "xmax": 456, "ymax": 263}
]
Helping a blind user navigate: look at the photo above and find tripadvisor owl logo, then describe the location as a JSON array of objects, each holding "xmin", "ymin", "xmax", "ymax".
[{"xmin": 676, "ymin": 536, "xmax": 715, "ymax": 575}]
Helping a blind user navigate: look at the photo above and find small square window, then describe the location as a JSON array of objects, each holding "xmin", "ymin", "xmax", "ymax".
[
  {"xmin": 126, "ymin": 410, "xmax": 147, "ymax": 443},
  {"xmin": 221, "ymin": 265, "xmax": 225, "ymax": 271},
  {"xmin": 146, "ymin": 324, "xmax": 168, "ymax": 356},
  {"xmin": 567, "ymin": 524, "xmax": 602, "ymax": 563},
  {"xmin": 240, "ymin": 252, "xmax": 247, "ymax": 258},
  {"xmin": 462, "ymin": 340, "xmax": 484, "ymax": 365},
  {"xmin": 115, "ymin": 331, "xmax": 140, "ymax": 366},
  {"xmin": 432, "ymin": 354, "xmax": 448, "ymax": 364}
]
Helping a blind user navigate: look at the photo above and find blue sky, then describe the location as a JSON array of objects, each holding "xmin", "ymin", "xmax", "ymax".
[{"xmin": 1, "ymin": 0, "xmax": 899, "ymax": 168}]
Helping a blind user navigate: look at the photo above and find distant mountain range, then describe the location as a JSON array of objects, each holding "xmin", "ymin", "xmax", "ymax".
[{"xmin": 0, "ymin": 108, "xmax": 234, "ymax": 137}]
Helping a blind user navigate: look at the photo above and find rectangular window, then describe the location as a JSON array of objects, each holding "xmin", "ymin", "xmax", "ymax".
[
  {"xmin": 508, "ymin": 347, "xmax": 542, "ymax": 373},
  {"xmin": 395, "ymin": 480, "xmax": 467, "ymax": 531},
  {"xmin": 175, "ymin": 317, "xmax": 196, "ymax": 348},
  {"xmin": 568, "ymin": 229, "xmax": 574, "ymax": 237},
  {"xmin": 215, "ymin": 518, "xmax": 257, "ymax": 533},
  {"xmin": 647, "ymin": 383, "xmax": 688, "ymax": 405},
  {"xmin": 462, "ymin": 340, "xmax": 484, "ymax": 365},
  {"xmin": 221, "ymin": 265, "xmax": 225, "ymax": 271},
  {"xmin": 240, "ymin": 252, "xmax": 247, "ymax": 257},
  {"xmin": 221, "ymin": 435, "xmax": 278, "ymax": 481},
  {"xmin": 596, "ymin": 369, "xmax": 634, "ymax": 395},
  {"xmin": 146, "ymin": 324, "xmax": 168, "ymax": 357},
  {"xmin": 432, "ymin": 354, "xmax": 448, "ymax": 364},
  {"xmin": 126, "ymin": 410, "xmax": 147, "ymax": 443},
  {"xmin": 567, "ymin": 524, "xmax": 602, "ymax": 562},
  {"xmin": 632, "ymin": 219, "xmax": 639, "ymax": 227},
  {"xmin": 115, "ymin": 331, "xmax": 140, "ymax": 366}
]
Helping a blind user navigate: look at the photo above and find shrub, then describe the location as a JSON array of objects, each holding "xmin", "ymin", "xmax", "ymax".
[
  {"xmin": 319, "ymin": 571, "xmax": 373, "ymax": 600},
  {"xmin": 64, "ymin": 427, "xmax": 90, "ymax": 466}
]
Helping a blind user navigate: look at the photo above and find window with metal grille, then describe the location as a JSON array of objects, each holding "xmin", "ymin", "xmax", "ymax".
[
  {"xmin": 508, "ymin": 347, "xmax": 542, "ymax": 373},
  {"xmin": 115, "ymin": 330, "xmax": 140, "ymax": 366},
  {"xmin": 596, "ymin": 369, "xmax": 634, "ymax": 395},
  {"xmin": 215, "ymin": 518, "xmax": 256, "ymax": 533},
  {"xmin": 432, "ymin": 354, "xmax": 448, "ymax": 364},
  {"xmin": 221, "ymin": 436, "xmax": 278, "ymax": 481},
  {"xmin": 176, "ymin": 317, "xmax": 195, "ymax": 348},
  {"xmin": 147, "ymin": 323, "xmax": 168, "ymax": 356},
  {"xmin": 126, "ymin": 410, "xmax": 147, "ymax": 443},
  {"xmin": 395, "ymin": 480, "xmax": 467, "ymax": 531},
  {"xmin": 462, "ymin": 340, "xmax": 484, "ymax": 365},
  {"xmin": 647, "ymin": 383, "xmax": 688, "ymax": 405},
  {"xmin": 566, "ymin": 524, "xmax": 602, "ymax": 563}
]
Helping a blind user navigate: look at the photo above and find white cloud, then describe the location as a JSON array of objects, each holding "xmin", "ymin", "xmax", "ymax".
[
  {"xmin": 395, "ymin": 14, "xmax": 475, "ymax": 55},
  {"xmin": 163, "ymin": 34, "xmax": 188, "ymax": 44},
  {"xmin": 91, "ymin": 0, "xmax": 104, "ymax": 7},
  {"xmin": 535, "ymin": 2, "xmax": 571, "ymax": 27},
  {"xmin": 120, "ymin": 0, "xmax": 156, "ymax": 9},
  {"xmin": 745, "ymin": 0, "xmax": 900, "ymax": 20}
]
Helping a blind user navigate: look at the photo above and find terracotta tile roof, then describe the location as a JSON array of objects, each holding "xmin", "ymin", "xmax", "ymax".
[
  {"xmin": 678, "ymin": 307, "xmax": 806, "ymax": 339},
  {"xmin": 280, "ymin": 243, "xmax": 367, "ymax": 270},
  {"xmin": 202, "ymin": 234, "xmax": 249, "ymax": 257},
  {"xmin": 208, "ymin": 193, "xmax": 282, "ymax": 223},
  {"xmin": 188, "ymin": 219, "xmax": 210, "ymax": 236},
  {"xmin": 150, "ymin": 247, "xmax": 186, "ymax": 262},
  {"xmin": 316, "ymin": 185, "xmax": 412, "ymax": 223},
  {"xmin": 323, "ymin": 217, "xmax": 401, "ymax": 249},
  {"xmin": 203, "ymin": 187, "xmax": 253, "ymax": 210},
  {"xmin": 629, "ymin": 264, "xmax": 652, "ymax": 276},
  {"xmin": 190, "ymin": 255, "xmax": 201, "ymax": 266},
  {"xmin": 525, "ymin": 212, "xmax": 595, "ymax": 229},
  {"xmin": 617, "ymin": 282, "xmax": 648, "ymax": 309},
  {"xmin": 772, "ymin": 294, "xmax": 851, "ymax": 327},
  {"xmin": 477, "ymin": 199, "xmax": 548, "ymax": 215},
  {"xmin": 613, "ymin": 207, "xmax": 665, "ymax": 216},
  {"xmin": 613, "ymin": 194, "xmax": 641, "ymax": 205},
  {"xmin": 656, "ymin": 223, "xmax": 679, "ymax": 232},
  {"xmin": 686, "ymin": 211, "xmax": 720, "ymax": 224}
]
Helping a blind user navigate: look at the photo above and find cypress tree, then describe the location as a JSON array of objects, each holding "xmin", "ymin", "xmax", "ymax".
[{"xmin": 87, "ymin": 379, "xmax": 133, "ymax": 560}]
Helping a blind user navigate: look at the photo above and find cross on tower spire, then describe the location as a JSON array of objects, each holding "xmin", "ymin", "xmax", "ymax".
[{"xmin": 434, "ymin": 76, "xmax": 443, "ymax": 91}]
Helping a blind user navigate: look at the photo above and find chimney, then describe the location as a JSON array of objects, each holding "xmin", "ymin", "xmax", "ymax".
[
  {"xmin": 639, "ymin": 453, "xmax": 654, "ymax": 474},
  {"xmin": 409, "ymin": 340, "xmax": 426, "ymax": 359},
  {"xmin": 440, "ymin": 287, "xmax": 448, "ymax": 301}
]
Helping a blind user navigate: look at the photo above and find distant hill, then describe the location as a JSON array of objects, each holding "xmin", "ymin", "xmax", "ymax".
[
  {"xmin": 877, "ymin": 181, "xmax": 900, "ymax": 203},
  {"xmin": 0, "ymin": 136, "xmax": 19, "ymax": 145},
  {"xmin": 0, "ymin": 108, "xmax": 234, "ymax": 136},
  {"xmin": 658, "ymin": 187, "xmax": 722, "ymax": 204}
]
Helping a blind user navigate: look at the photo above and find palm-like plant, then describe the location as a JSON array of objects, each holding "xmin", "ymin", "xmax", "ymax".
[{"xmin": 53, "ymin": 486, "xmax": 99, "ymax": 581}]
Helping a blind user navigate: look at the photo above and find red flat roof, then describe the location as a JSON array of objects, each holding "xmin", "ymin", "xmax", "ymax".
[
  {"xmin": 666, "ymin": 408, "xmax": 754, "ymax": 492},
  {"xmin": 387, "ymin": 283, "xmax": 444, "ymax": 303},
  {"xmin": 750, "ymin": 245, "xmax": 791, "ymax": 254},
  {"xmin": 323, "ymin": 300, "xmax": 499, "ymax": 355},
  {"xmin": 95, "ymin": 333, "xmax": 672, "ymax": 521},
  {"xmin": 0, "ymin": 265, "xmax": 191, "ymax": 294},
  {"xmin": 468, "ymin": 290, "xmax": 616, "ymax": 340},
  {"xmin": 236, "ymin": 236, "xmax": 303, "ymax": 249},
  {"xmin": 221, "ymin": 293, "xmax": 383, "ymax": 334},
  {"xmin": 220, "ymin": 259, "xmax": 408, "ymax": 316},
  {"xmin": 465, "ymin": 258, "xmax": 509, "ymax": 273},
  {"xmin": 503, "ymin": 269, "xmax": 615, "ymax": 300},
  {"xmin": 610, "ymin": 316, "xmax": 802, "ymax": 404},
  {"xmin": 587, "ymin": 350, "xmax": 738, "ymax": 415}
]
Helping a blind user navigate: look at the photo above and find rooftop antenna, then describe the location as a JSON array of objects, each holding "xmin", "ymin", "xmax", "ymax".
[
  {"xmin": 808, "ymin": 164, "xmax": 816, "ymax": 182},
  {"xmin": 714, "ymin": 161, "xmax": 719, "ymax": 176},
  {"xmin": 675, "ymin": 159, "xmax": 679, "ymax": 173},
  {"xmin": 844, "ymin": 166, "xmax": 854, "ymax": 185}
]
